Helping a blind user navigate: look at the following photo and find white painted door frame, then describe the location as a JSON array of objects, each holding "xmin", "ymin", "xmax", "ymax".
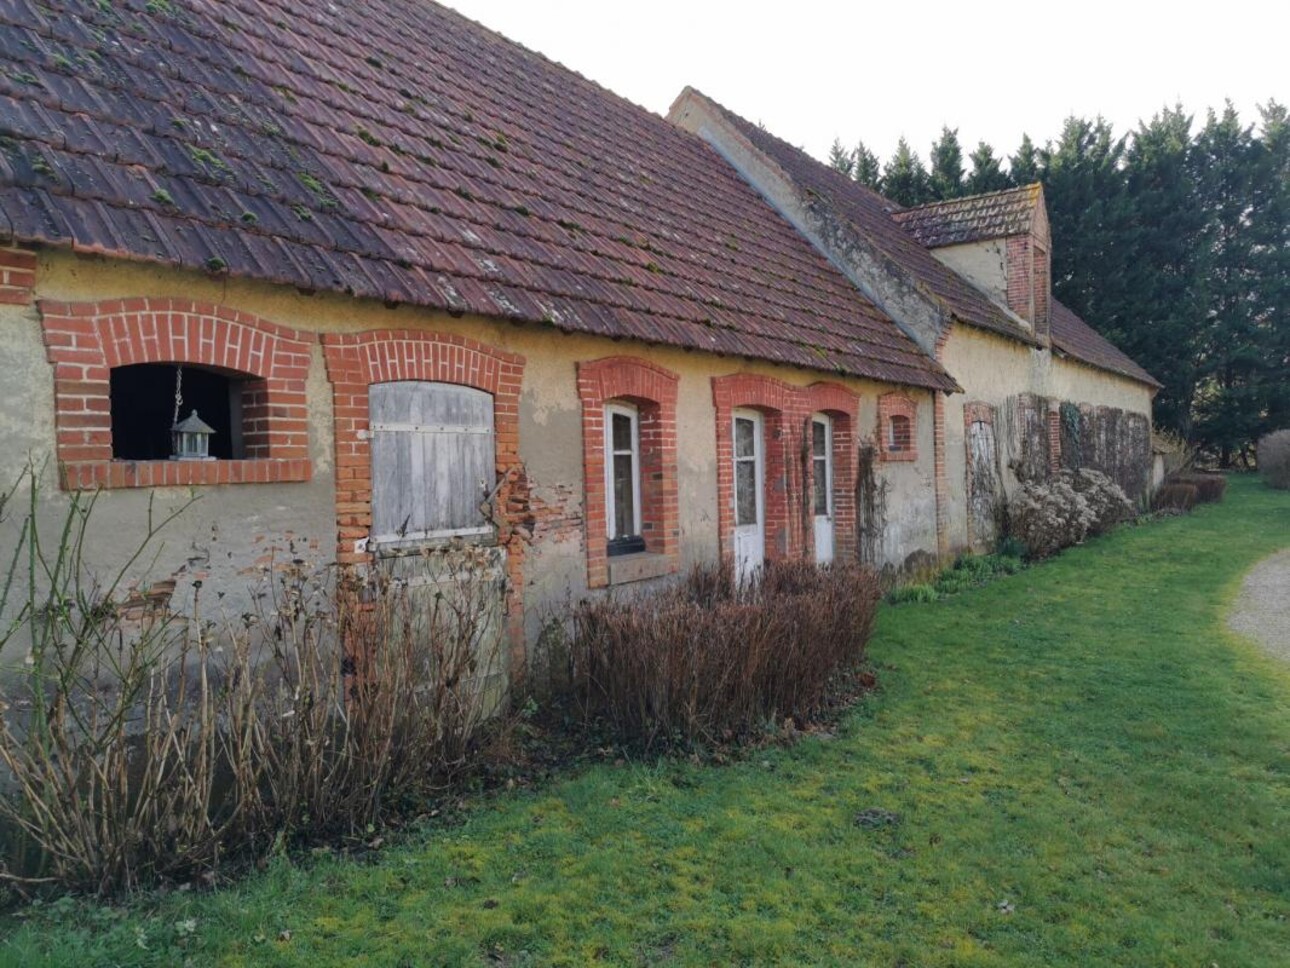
[
  {"xmin": 812, "ymin": 414, "xmax": 835, "ymax": 564},
  {"xmin": 732, "ymin": 409, "xmax": 765, "ymax": 584}
]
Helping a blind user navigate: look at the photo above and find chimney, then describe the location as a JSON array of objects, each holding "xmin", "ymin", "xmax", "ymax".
[{"xmin": 1005, "ymin": 185, "xmax": 1051, "ymax": 343}]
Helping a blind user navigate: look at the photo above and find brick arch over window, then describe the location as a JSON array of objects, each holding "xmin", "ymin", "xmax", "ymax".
[
  {"xmin": 39, "ymin": 298, "xmax": 313, "ymax": 489},
  {"xmin": 321, "ymin": 331, "xmax": 528, "ymax": 670},
  {"xmin": 577, "ymin": 356, "xmax": 680, "ymax": 588},
  {"xmin": 877, "ymin": 392, "xmax": 919, "ymax": 462}
]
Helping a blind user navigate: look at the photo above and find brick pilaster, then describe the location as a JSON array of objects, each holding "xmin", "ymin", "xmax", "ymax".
[{"xmin": 0, "ymin": 247, "xmax": 35, "ymax": 305}]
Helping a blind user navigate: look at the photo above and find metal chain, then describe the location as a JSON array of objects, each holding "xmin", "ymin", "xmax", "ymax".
[{"xmin": 172, "ymin": 364, "xmax": 184, "ymax": 426}]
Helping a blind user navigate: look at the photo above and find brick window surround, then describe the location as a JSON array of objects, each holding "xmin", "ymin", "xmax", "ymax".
[
  {"xmin": 39, "ymin": 298, "xmax": 314, "ymax": 490},
  {"xmin": 877, "ymin": 392, "xmax": 918, "ymax": 462},
  {"xmin": 577, "ymin": 356, "xmax": 680, "ymax": 588},
  {"xmin": 321, "ymin": 330, "xmax": 528, "ymax": 672},
  {"xmin": 712, "ymin": 374, "xmax": 858, "ymax": 564}
]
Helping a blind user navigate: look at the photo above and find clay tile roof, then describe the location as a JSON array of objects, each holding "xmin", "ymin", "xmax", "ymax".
[
  {"xmin": 693, "ymin": 97, "xmax": 1039, "ymax": 347},
  {"xmin": 892, "ymin": 185, "xmax": 1042, "ymax": 249},
  {"xmin": 0, "ymin": 0, "xmax": 955, "ymax": 392},
  {"xmin": 1050, "ymin": 299, "xmax": 1161, "ymax": 389}
]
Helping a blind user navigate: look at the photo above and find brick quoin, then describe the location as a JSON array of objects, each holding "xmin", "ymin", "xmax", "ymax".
[
  {"xmin": 0, "ymin": 247, "xmax": 36, "ymax": 305},
  {"xmin": 577, "ymin": 356, "xmax": 680, "ymax": 588},
  {"xmin": 712, "ymin": 374, "xmax": 859, "ymax": 566},
  {"xmin": 321, "ymin": 330, "xmax": 529, "ymax": 678},
  {"xmin": 38, "ymin": 297, "xmax": 314, "ymax": 489}
]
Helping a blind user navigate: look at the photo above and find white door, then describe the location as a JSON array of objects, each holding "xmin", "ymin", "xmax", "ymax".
[
  {"xmin": 812, "ymin": 415, "xmax": 834, "ymax": 564},
  {"xmin": 732, "ymin": 410, "xmax": 765, "ymax": 583}
]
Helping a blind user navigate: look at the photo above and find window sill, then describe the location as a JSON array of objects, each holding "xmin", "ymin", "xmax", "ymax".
[
  {"xmin": 59, "ymin": 459, "xmax": 312, "ymax": 491},
  {"xmin": 607, "ymin": 551, "xmax": 676, "ymax": 586}
]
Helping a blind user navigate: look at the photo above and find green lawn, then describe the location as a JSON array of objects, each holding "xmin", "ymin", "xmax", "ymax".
[{"xmin": 4, "ymin": 476, "xmax": 1289, "ymax": 966}]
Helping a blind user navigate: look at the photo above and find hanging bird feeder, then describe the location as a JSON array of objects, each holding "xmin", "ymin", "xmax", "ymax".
[{"xmin": 171, "ymin": 409, "xmax": 216, "ymax": 461}]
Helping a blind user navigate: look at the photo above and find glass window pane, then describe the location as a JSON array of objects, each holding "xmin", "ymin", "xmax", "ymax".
[
  {"xmin": 813, "ymin": 420, "xmax": 827, "ymax": 457},
  {"xmin": 736, "ymin": 460, "xmax": 757, "ymax": 526},
  {"xmin": 735, "ymin": 417, "xmax": 755, "ymax": 458},
  {"xmin": 613, "ymin": 452, "xmax": 636, "ymax": 537},
  {"xmin": 612, "ymin": 411, "xmax": 633, "ymax": 452},
  {"xmin": 814, "ymin": 457, "xmax": 828, "ymax": 514}
]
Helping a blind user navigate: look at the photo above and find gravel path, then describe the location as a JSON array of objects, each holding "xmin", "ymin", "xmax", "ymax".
[{"xmin": 1228, "ymin": 549, "xmax": 1290, "ymax": 662}]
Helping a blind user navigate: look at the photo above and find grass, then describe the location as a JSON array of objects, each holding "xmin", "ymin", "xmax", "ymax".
[{"xmin": 3, "ymin": 475, "xmax": 1289, "ymax": 966}]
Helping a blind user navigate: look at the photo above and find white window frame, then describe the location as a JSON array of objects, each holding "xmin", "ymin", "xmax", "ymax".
[
  {"xmin": 812, "ymin": 414, "xmax": 834, "ymax": 517},
  {"xmin": 604, "ymin": 402, "xmax": 643, "ymax": 542}
]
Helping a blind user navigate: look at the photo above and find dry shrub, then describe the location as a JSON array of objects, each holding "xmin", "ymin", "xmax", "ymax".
[
  {"xmin": 1257, "ymin": 430, "xmax": 1290, "ymax": 489},
  {"xmin": 1068, "ymin": 468, "xmax": 1136, "ymax": 534},
  {"xmin": 1006, "ymin": 476, "xmax": 1097, "ymax": 558},
  {"xmin": 0, "ymin": 468, "xmax": 504, "ymax": 896},
  {"xmin": 1153, "ymin": 482, "xmax": 1199, "ymax": 512},
  {"xmin": 569, "ymin": 560, "xmax": 880, "ymax": 751},
  {"xmin": 1166, "ymin": 472, "xmax": 1227, "ymax": 503}
]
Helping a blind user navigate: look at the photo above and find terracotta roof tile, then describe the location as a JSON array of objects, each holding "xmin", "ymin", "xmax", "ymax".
[
  {"xmin": 892, "ymin": 185, "xmax": 1042, "ymax": 249},
  {"xmin": 698, "ymin": 103, "xmax": 1038, "ymax": 348},
  {"xmin": 1050, "ymin": 299, "xmax": 1161, "ymax": 389},
  {"xmin": 0, "ymin": 0, "xmax": 955, "ymax": 391}
]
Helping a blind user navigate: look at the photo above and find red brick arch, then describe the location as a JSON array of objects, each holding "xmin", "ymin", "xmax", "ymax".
[
  {"xmin": 321, "ymin": 330, "xmax": 528, "ymax": 673},
  {"xmin": 577, "ymin": 356, "xmax": 680, "ymax": 588},
  {"xmin": 38, "ymin": 297, "xmax": 314, "ymax": 489},
  {"xmin": 712, "ymin": 374, "xmax": 860, "ymax": 563}
]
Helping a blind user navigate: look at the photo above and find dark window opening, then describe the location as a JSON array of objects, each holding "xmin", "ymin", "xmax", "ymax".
[{"xmin": 109, "ymin": 364, "xmax": 246, "ymax": 460}]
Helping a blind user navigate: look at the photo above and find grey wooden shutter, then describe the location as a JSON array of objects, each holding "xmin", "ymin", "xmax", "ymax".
[{"xmin": 370, "ymin": 381, "xmax": 495, "ymax": 547}]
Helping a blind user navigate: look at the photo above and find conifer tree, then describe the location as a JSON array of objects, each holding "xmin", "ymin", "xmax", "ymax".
[
  {"xmin": 1041, "ymin": 117, "xmax": 1134, "ymax": 356},
  {"xmin": 852, "ymin": 140, "xmax": 882, "ymax": 190},
  {"xmin": 1120, "ymin": 106, "xmax": 1207, "ymax": 437},
  {"xmin": 929, "ymin": 126, "xmax": 964, "ymax": 199},
  {"xmin": 1008, "ymin": 133, "xmax": 1042, "ymax": 186},
  {"xmin": 827, "ymin": 137, "xmax": 853, "ymax": 176},
  {"xmin": 966, "ymin": 141, "xmax": 1010, "ymax": 194},
  {"xmin": 881, "ymin": 138, "xmax": 932, "ymax": 206}
]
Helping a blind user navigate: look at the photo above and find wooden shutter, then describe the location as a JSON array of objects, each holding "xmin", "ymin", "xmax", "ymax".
[{"xmin": 370, "ymin": 381, "xmax": 495, "ymax": 547}]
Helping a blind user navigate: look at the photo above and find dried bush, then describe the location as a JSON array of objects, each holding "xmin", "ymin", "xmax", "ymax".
[
  {"xmin": 1067, "ymin": 468, "xmax": 1136, "ymax": 534},
  {"xmin": 569, "ymin": 560, "xmax": 880, "ymax": 751},
  {"xmin": 1153, "ymin": 482, "xmax": 1199, "ymax": 512},
  {"xmin": 1166, "ymin": 472, "xmax": 1227, "ymax": 503},
  {"xmin": 1257, "ymin": 430, "xmax": 1290, "ymax": 489},
  {"xmin": 0, "ymin": 467, "xmax": 505, "ymax": 896},
  {"xmin": 1006, "ymin": 476, "xmax": 1097, "ymax": 558}
]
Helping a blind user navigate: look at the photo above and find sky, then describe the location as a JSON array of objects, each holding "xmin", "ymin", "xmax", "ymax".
[{"xmin": 444, "ymin": 0, "xmax": 1286, "ymax": 169}]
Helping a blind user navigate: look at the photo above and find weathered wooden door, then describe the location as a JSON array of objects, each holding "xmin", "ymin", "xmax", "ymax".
[
  {"xmin": 368, "ymin": 380, "xmax": 508, "ymax": 704},
  {"xmin": 370, "ymin": 381, "xmax": 494, "ymax": 547},
  {"xmin": 967, "ymin": 417, "xmax": 1001, "ymax": 549},
  {"xmin": 732, "ymin": 409, "xmax": 765, "ymax": 583},
  {"xmin": 811, "ymin": 415, "xmax": 834, "ymax": 564}
]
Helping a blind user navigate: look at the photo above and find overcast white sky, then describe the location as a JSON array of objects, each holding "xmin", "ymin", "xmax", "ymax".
[{"xmin": 445, "ymin": 0, "xmax": 1286, "ymax": 167}]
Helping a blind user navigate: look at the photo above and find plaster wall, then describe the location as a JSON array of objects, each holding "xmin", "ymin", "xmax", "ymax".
[
  {"xmin": 1, "ymin": 249, "xmax": 941, "ymax": 656},
  {"xmin": 931, "ymin": 241, "xmax": 1008, "ymax": 307},
  {"xmin": 940, "ymin": 325, "xmax": 1154, "ymax": 551}
]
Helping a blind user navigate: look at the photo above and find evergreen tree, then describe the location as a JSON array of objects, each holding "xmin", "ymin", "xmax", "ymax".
[
  {"xmin": 1249, "ymin": 101, "xmax": 1290, "ymax": 436},
  {"xmin": 929, "ymin": 126, "xmax": 964, "ymax": 199},
  {"xmin": 1120, "ymin": 106, "xmax": 1207, "ymax": 437},
  {"xmin": 881, "ymin": 138, "xmax": 932, "ymax": 206},
  {"xmin": 852, "ymin": 140, "xmax": 882, "ymax": 190},
  {"xmin": 1009, "ymin": 133, "xmax": 1043, "ymax": 186},
  {"xmin": 965, "ymin": 141, "xmax": 1010, "ymax": 194},
  {"xmin": 827, "ymin": 137, "xmax": 853, "ymax": 177},
  {"xmin": 1041, "ymin": 116, "xmax": 1134, "ymax": 348},
  {"xmin": 1191, "ymin": 104, "xmax": 1263, "ymax": 464}
]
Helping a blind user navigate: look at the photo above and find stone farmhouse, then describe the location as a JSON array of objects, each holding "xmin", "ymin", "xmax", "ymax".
[{"xmin": 0, "ymin": 0, "xmax": 1158, "ymax": 683}]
